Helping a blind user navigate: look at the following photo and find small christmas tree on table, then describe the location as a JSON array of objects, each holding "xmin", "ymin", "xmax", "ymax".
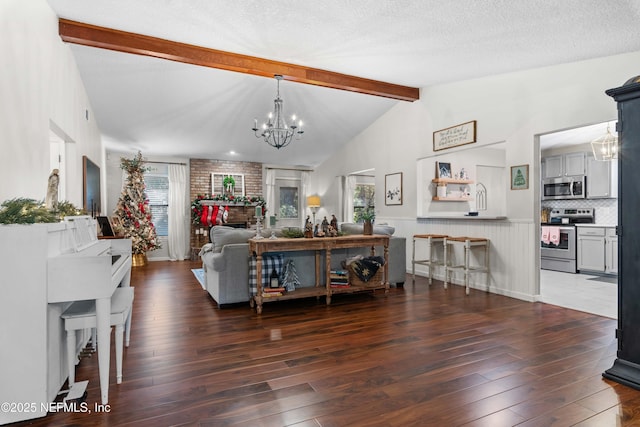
[
  {"xmin": 113, "ymin": 152, "xmax": 160, "ymax": 266},
  {"xmin": 281, "ymin": 260, "xmax": 300, "ymax": 292}
]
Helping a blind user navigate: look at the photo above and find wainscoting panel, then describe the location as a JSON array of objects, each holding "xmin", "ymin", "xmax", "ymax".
[{"xmin": 378, "ymin": 217, "xmax": 537, "ymax": 302}]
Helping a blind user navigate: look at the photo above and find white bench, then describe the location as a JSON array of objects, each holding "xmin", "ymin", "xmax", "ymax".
[{"xmin": 61, "ymin": 287, "xmax": 134, "ymax": 387}]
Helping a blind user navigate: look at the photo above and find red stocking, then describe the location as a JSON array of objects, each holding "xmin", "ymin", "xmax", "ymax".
[{"xmin": 200, "ymin": 205, "xmax": 209, "ymax": 226}]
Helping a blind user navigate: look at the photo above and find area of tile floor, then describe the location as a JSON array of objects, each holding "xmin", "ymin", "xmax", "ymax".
[{"xmin": 539, "ymin": 268, "xmax": 617, "ymax": 319}]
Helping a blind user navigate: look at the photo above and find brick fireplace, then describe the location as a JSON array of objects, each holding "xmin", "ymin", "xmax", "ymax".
[{"xmin": 189, "ymin": 158, "xmax": 263, "ymax": 247}]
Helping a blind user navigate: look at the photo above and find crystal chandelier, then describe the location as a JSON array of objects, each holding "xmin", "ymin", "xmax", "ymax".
[
  {"xmin": 591, "ymin": 123, "xmax": 618, "ymax": 161},
  {"xmin": 252, "ymin": 75, "xmax": 304, "ymax": 149}
]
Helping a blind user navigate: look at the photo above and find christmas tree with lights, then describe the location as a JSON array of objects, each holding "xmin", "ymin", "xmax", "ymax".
[{"xmin": 113, "ymin": 152, "xmax": 160, "ymax": 256}]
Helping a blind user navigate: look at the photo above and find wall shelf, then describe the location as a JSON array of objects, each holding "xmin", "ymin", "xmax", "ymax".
[
  {"xmin": 432, "ymin": 196, "xmax": 473, "ymax": 201},
  {"xmin": 432, "ymin": 178, "xmax": 474, "ymax": 184}
]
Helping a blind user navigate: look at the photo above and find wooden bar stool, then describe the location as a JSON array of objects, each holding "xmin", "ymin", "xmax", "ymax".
[
  {"xmin": 444, "ymin": 237, "xmax": 490, "ymax": 295},
  {"xmin": 61, "ymin": 287, "xmax": 134, "ymax": 387},
  {"xmin": 412, "ymin": 234, "xmax": 448, "ymax": 284}
]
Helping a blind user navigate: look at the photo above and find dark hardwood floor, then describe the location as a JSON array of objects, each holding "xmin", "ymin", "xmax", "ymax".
[{"xmin": 15, "ymin": 261, "xmax": 640, "ymax": 426}]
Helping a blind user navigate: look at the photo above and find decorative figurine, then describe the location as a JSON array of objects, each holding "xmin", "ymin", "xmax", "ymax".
[
  {"xmin": 45, "ymin": 168, "xmax": 59, "ymax": 210},
  {"xmin": 330, "ymin": 214, "xmax": 338, "ymax": 231},
  {"xmin": 304, "ymin": 220, "xmax": 313, "ymax": 238},
  {"xmin": 322, "ymin": 216, "xmax": 329, "ymax": 235}
]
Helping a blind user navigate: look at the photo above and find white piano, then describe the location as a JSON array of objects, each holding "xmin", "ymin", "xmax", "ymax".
[{"xmin": 0, "ymin": 216, "xmax": 131, "ymax": 425}]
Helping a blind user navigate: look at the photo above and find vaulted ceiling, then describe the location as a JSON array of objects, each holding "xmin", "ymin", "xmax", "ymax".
[{"xmin": 46, "ymin": 0, "xmax": 640, "ymax": 167}]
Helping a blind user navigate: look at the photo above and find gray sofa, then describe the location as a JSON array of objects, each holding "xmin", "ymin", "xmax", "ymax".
[{"xmin": 200, "ymin": 224, "xmax": 407, "ymax": 307}]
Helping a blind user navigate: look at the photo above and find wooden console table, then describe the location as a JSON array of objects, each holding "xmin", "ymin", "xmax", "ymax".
[{"xmin": 248, "ymin": 234, "xmax": 390, "ymax": 314}]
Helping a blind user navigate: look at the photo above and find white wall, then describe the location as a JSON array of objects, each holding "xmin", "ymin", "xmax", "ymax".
[
  {"xmin": 0, "ymin": 0, "xmax": 102, "ymax": 208},
  {"xmin": 313, "ymin": 50, "xmax": 640, "ymax": 301}
]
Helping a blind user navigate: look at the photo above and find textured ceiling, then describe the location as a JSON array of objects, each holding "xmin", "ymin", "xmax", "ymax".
[{"xmin": 46, "ymin": 0, "xmax": 640, "ymax": 167}]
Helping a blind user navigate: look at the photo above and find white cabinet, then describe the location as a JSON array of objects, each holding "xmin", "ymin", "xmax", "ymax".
[
  {"xmin": 543, "ymin": 155, "xmax": 564, "ymax": 179},
  {"xmin": 565, "ymin": 152, "xmax": 586, "ymax": 176},
  {"xmin": 605, "ymin": 227, "xmax": 618, "ymax": 274},
  {"xmin": 577, "ymin": 227, "xmax": 606, "ymax": 272},
  {"xmin": 542, "ymin": 153, "xmax": 585, "ymax": 179},
  {"xmin": 586, "ymin": 153, "xmax": 618, "ymax": 198},
  {"xmin": 577, "ymin": 226, "xmax": 618, "ymax": 274}
]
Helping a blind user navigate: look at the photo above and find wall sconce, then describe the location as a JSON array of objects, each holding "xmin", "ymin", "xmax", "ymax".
[{"xmin": 307, "ymin": 195, "xmax": 321, "ymax": 224}]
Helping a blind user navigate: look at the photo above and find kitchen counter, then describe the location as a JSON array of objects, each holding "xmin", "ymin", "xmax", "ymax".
[
  {"xmin": 575, "ymin": 224, "xmax": 617, "ymax": 228},
  {"xmin": 418, "ymin": 215, "xmax": 507, "ymax": 220}
]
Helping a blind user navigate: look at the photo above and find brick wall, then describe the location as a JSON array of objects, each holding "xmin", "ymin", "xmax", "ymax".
[{"xmin": 189, "ymin": 159, "xmax": 263, "ymax": 247}]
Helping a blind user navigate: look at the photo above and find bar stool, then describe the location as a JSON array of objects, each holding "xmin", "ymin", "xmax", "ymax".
[
  {"xmin": 412, "ymin": 234, "xmax": 448, "ymax": 284},
  {"xmin": 444, "ymin": 237, "xmax": 490, "ymax": 295},
  {"xmin": 61, "ymin": 287, "xmax": 134, "ymax": 387}
]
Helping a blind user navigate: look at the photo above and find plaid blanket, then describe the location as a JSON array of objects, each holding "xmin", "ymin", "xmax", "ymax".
[{"xmin": 249, "ymin": 253, "xmax": 284, "ymax": 296}]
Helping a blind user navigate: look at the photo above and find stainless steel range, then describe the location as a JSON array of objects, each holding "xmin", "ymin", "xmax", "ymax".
[{"xmin": 541, "ymin": 208, "xmax": 595, "ymax": 273}]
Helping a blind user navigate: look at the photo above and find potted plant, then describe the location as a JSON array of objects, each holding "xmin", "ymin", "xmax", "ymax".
[
  {"xmin": 223, "ymin": 176, "xmax": 235, "ymax": 193},
  {"xmin": 360, "ymin": 208, "xmax": 375, "ymax": 235}
]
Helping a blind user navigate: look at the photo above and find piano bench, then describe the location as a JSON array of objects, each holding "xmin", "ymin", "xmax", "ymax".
[{"xmin": 61, "ymin": 287, "xmax": 134, "ymax": 387}]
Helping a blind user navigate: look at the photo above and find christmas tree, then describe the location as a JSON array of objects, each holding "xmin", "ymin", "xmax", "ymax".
[
  {"xmin": 281, "ymin": 260, "xmax": 300, "ymax": 292},
  {"xmin": 113, "ymin": 152, "xmax": 160, "ymax": 255}
]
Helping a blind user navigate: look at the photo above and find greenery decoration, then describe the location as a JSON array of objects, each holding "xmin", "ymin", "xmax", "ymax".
[
  {"xmin": 191, "ymin": 194, "xmax": 265, "ymax": 225},
  {"xmin": 113, "ymin": 152, "xmax": 161, "ymax": 254},
  {"xmin": 356, "ymin": 207, "xmax": 375, "ymax": 223},
  {"xmin": 280, "ymin": 227, "xmax": 304, "ymax": 238},
  {"xmin": 0, "ymin": 198, "xmax": 84, "ymax": 224},
  {"xmin": 223, "ymin": 176, "xmax": 236, "ymax": 192}
]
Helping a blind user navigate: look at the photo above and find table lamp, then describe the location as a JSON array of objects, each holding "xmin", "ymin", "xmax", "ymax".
[{"xmin": 307, "ymin": 195, "xmax": 321, "ymax": 224}]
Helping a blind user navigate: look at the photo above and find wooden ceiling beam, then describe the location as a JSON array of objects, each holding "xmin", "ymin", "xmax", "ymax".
[{"xmin": 58, "ymin": 19, "xmax": 420, "ymax": 102}]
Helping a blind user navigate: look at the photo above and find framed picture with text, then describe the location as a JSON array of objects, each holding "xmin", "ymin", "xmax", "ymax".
[{"xmin": 510, "ymin": 164, "xmax": 529, "ymax": 190}]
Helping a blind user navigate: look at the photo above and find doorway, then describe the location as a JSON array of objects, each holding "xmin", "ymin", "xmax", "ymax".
[{"xmin": 537, "ymin": 121, "xmax": 618, "ymax": 318}]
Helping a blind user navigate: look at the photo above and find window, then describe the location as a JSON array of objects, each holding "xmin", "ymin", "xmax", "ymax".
[
  {"xmin": 211, "ymin": 173, "xmax": 245, "ymax": 196},
  {"xmin": 353, "ymin": 184, "xmax": 375, "ymax": 222},
  {"xmin": 145, "ymin": 166, "xmax": 169, "ymax": 236},
  {"xmin": 279, "ymin": 186, "xmax": 299, "ymax": 219}
]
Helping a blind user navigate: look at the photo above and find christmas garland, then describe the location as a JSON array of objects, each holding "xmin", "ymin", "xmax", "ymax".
[
  {"xmin": 0, "ymin": 198, "xmax": 83, "ymax": 224},
  {"xmin": 191, "ymin": 194, "xmax": 265, "ymax": 226}
]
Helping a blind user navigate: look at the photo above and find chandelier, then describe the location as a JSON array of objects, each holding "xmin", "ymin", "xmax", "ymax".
[
  {"xmin": 590, "ymin": 123, "xmax": 618, "ymax": 161},
  {"xmin": 252, "ymin": 75, "xmax": 304, "ymax": 149}
]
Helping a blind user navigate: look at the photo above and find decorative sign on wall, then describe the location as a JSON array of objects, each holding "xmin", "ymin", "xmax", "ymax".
[
  {"xmin": 510, "ymin": 164, "xmax": 529, "ymax": 190},
  {"xmin": 433, "ymin": 120, "xmax": 477, "ymax": 151}
]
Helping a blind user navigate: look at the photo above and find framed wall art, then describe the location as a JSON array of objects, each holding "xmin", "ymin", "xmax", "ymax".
[
  {"xmin": 510, "ymin": 164, "xmax": 529, "ymax": 190},
  {"xmin": 385, "ymin": 172, "xmax": 403, "ymax": 205},
  {"xmin": 433, "ymin": 120, "xmax": 477, "ymax": 151},
  {"xmin": 435, "ymin": 161, "xmax": 452, "ymax": 179}
]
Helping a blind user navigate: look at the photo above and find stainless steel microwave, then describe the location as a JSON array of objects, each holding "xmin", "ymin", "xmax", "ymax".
[{"xmin": 542, "ymin": 176, "xmax": 586, "ymax": 200}]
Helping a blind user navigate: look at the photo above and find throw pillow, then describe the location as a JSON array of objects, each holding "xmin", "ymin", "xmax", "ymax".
[
  {"xmin": 350, "ymin": 256, "xmax": 385, "ymax": 282},
  {"xmin": 210, "ymin": 226, "xmax": 255, "ymax": 252},
  {"xmin": 340, "ymin": 223, "xmax": 395, "ymax": 235},
  {"xmin": 249, "ymin": 253, "xmax": 285, "ymax": 296}
]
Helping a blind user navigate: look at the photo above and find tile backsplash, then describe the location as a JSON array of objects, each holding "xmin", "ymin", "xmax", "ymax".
[{"xmin": 542, "ymin": 198, "xmax": 617, "ymax": 225}]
